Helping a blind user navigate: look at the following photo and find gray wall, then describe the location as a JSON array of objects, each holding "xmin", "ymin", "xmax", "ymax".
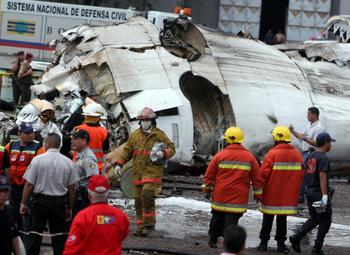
[
  {"xmin": 45, "ymin": 0, "xmax": 219, "ymax": 28},
  {"xmin": 331, "ymin": 0, "xmax": 350, "ymax": 15}
]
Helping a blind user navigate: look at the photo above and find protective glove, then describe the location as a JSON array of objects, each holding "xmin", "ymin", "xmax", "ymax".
[
  {"xmin": 156, "ymin": 150, "xmax": 164, "ymax": 159},
  {"xmin": 114, "ymin": 164, "xmax": 122, "ymax": 177},
  {"xmin": 201, "ymin": 183, "xmax": 212, "ymax": 193},
  {"xmin": 312, "ymin": 195, "xmax": 328, "ymax": 208}
]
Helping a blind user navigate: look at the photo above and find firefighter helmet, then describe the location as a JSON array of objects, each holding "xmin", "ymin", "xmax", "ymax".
[
  {"xmin": 137, "ymin": 107, "xmax": 156, "ymax": 120},
  {"xmin": 272, "ymin": 126, "xmax": 291, "ymax": 142},
  {"xmin": 224, "ymin": 127, "xmax": 244, "ymax": 144},
  {"xmin": 82, "ymin": 103, "xmax": 107, "ymax": 120}
]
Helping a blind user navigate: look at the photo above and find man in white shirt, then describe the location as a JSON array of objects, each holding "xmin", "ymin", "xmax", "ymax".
[{"xmin": 289, "ymin": 107, "xmax": 325, "ymax": 203}]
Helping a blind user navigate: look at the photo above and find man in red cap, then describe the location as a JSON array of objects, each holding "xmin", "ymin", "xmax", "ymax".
[{"xmin": 63, "ymin": 175, "xmax": 129, "ymax": 255}]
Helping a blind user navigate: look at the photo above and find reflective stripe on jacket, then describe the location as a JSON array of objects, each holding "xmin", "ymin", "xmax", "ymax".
[
  {"xmin": 5, "ymin": 140, "xmax": 44, "ymax": 185},
  {"xmin": 204, "ymin": 144, "xmax": 262, "ymax": 214},
  {"xmin": 260, "ymin": 143, "xmax": 304, "ymax": 215},
  {"xmin": 117, "ymin": 127, "xmax": 175, "ymax": 185},
  {"xmin": 76, "ymin": 124, "xmax": 108, "ymax": 173}
]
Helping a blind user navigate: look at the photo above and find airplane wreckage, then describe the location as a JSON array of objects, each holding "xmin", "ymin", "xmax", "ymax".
[{"xmin": 30, "ymin": 16, "xmax": 350, "ymax": 175}]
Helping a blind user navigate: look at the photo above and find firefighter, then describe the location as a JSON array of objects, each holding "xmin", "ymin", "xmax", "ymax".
[
  {"xmin": 5, "ymin": 123, "xmax": 45, "ymax": 230},
  {"xmin": 113, "ymin": 107, "xmax": 175, "ymax": 236},
  {"xmin": 202, "ymin": 127, "xmax": 262, "ymax": 248},
  {"xmin": 75, "ymin": 103, "xmax": 109, "ymax": 173},
  {"xmin": 256, "ymin": 126, "xmax": 304, "ymax": 253}
]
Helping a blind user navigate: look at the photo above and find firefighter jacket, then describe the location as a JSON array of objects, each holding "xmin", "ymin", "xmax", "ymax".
[
  {"xmin": 260, "ymin": 143, "xmax": 304, "ymax": 215},
  {"xmin": 203, "ymin": 144, "xmax": 262, "ymax": 214},
  {"xmin": 76, "ymin": 123, "xmax": 108, "ymax": 173},
  {"xmin": 5, "ymin": 140, "xmax": 44, "ymax": 186},
  {"xmin": 63, "ymin": 202, "xmax": 129, "ymax": 255},
  {"xmin": 116, "ymin": 127, "xmax": 175, "ymax": 185}
]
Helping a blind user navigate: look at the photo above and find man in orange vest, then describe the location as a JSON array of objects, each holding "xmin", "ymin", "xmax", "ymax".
[
  {"xmin": 5, "ymin": 123, "xmax": 45, "ymax": 230},
  {"xmin": 256, "ymin": 126, "xmax": 304, "ymax": 253},
  {"xmin": 202, "ymin": 127, "xmax": 262, "ymax": 248},
  {"xmin": 75, "ymin": 103, "xmax": 109, "ymax": 173}
]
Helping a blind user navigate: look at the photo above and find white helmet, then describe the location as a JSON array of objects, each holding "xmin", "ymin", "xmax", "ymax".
[
  {"xmin": 82, "ymin": 103, "xmax": 107, "ymax": 119},
  {"xmin": 16, "ymin": 104, "xmax": 39, "ymax": 123},
  {"xmin": 41, "ymin": 100, "xmax": 55, "ymax": 113},
  {"xmin": 29, "ymin": 98, "xmax": 43, "ymax": 112}
]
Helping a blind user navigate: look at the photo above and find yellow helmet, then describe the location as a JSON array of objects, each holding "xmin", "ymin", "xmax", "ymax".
[
  {"xmin": 272, "ymin": 126, "xmax": 291, "ymax": 142},
  {"xmin": 224, "ymin": 127, "xmax": 244, "ymax": 144}
]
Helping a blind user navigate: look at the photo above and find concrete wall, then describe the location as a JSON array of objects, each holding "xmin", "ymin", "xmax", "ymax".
[
  {"xmin": 56, "ymin": 0, "xmax": 219, "ymax": 28},
  {"xmin": 331, "ymin": 0, "xmax": 350, "ymax": 15}
]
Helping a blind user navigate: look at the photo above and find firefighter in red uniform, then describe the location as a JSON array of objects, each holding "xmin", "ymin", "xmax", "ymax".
[
  {"xmin": 75, "ymin": 103, "xmax": 109, "ymax": 173},
  {"xmin": 63, "ymin": 175, "xmax": 129, "ymax": 255},
  {"xmin": 202, "ymin": 127, "xmax": 262, "ymax": 248},
  {"xmin": 256, "ymin": 126, "xmax": 304, "ymax": 253},
  {"xmin": 5, "ymin": 123, "xmax": 45, "ymax": 230}
]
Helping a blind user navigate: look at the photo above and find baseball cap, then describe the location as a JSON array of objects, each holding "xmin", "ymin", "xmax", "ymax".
[
  {"xmin": 88, "ymin": 175, "xmax": 110, "ymax": 194},
  {"xmin": 19, "ymin": 123, "xmax": 34, "ymax": 133},
  {"xmin": 316, "ymin": 132, "xmax": 336, "ymax": 147},
  {"xmin": 71, "ymin": 129, "xmax": 90, "ymax": 141},
  {"xmin": 0, "ymin": 175, "xmax": 11, "ymax": 191}
]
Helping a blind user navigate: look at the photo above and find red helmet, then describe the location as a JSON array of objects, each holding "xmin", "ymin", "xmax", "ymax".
[{"xmin": 137, "ymin": 107, "xmax": 156, "ymax": 120}]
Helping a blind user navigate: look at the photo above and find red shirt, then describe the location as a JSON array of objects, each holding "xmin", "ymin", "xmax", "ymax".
[{"xmin": 63, "ymin": 203, "xmax": 129, "ymax": 255}]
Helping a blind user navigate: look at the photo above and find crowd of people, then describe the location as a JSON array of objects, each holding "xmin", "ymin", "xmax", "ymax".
[
  {"xmin": 203, "ymin": 107, "xmax": 334, "ymax": 255},
  {"xmin": 0, "ymin": 81, "xmax": 175, "ymax": 254},
  {"xmin": 0, "ymin": 51, "xmax": 335, "ymax": 255}
]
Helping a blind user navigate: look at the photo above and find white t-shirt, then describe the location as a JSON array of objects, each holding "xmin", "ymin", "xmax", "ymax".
[{"xmin": 301, "ymin": 120, "xmax": 324, "ymax": 152}]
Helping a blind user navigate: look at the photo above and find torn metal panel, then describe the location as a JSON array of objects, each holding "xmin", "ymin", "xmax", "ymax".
[
  {"xmin": 84, "ymin": 63, "xmax": 117, "ymax": 104},
  {"xmin": 122, "ymin": 88, "xmax": 183, "ymax": 119},
  {"xmin": 105, "ymin": 48, "xmax": 172, "ymax": 93},
  {"xmin": 303, "ymin": 43, "xmax": 350, "ymax": 64},
  {"xmin": 91, "ymin": 19, "xmax": 160, "ymax": 48},
  {"xmin": 293, "ymin": 58, "xmax": 350, "ymax": 96}
]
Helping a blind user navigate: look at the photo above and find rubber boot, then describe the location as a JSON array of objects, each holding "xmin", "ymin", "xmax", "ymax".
[
  {"xmin": 311, "ymin": 248, "xmax": 326, "ymax": 255},
  {"xmin": 142, "ymin": 226, "xmax": 155, "ymax": 237},
  {"xmin": 256, "ymin": 241, "xmax": 268, "ymax": 252},
  {"xmin": 289, "ymin": 235, "xmax": 301, "ymax": 253},
  {"xmin": 133, "ymin": 225, "xmax": 144, "ymax": 237},
  {"xmin": 208, "ymin": 236, "xmax": 218, "ymax": 248},
  {"xmin": 277, "ymin": 242, "xmax": 290, "ymax": 254}
]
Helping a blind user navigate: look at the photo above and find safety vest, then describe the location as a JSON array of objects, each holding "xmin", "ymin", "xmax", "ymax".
[
  {"xmin": 75, "ymin": 124, "xmax": 108, "ymax": 173},
  {"xmin": 203, "ymin": 144, "xmax": 262, "ymax": 214},
  {"xmin": 0, "ymin": 146, "xmax": 5, "ymax": 175},
  {"xmin": 260, "ymin": 143, "xmax": 304, "ymax": 215},
  {"xmin": 7, "ymin": 140, "xmax": 42, "ymax": 186}
]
